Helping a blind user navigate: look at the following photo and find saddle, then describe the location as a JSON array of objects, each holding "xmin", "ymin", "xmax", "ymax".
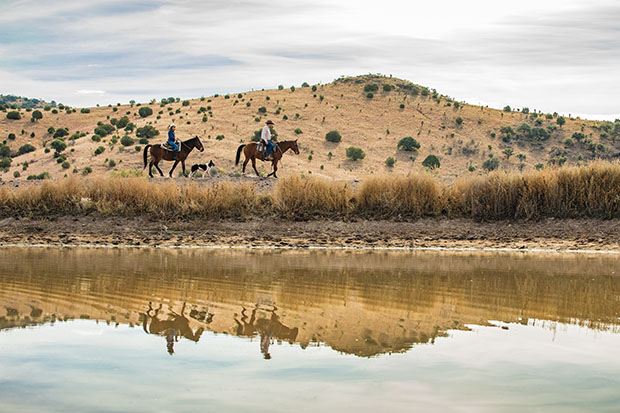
[
  {"xmin": 161, "ymin": 141, "xmax": 175, "ymax": 151},
  {"xmin": 258, "ymin": 142, "xmax": 277, "ymax": 161}
]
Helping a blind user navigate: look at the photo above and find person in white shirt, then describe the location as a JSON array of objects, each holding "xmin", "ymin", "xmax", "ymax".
[{"xmin": 261, "ymin": 120, "xmax": 275, "ymax": 159}]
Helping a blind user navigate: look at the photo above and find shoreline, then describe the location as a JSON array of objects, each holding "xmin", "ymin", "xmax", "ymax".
[{"xmin": 2, "ymin": 216, "xmax": 620, "ymax": 254}]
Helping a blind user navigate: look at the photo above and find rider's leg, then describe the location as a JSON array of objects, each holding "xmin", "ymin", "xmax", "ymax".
[
  {"xmin": 170, "ymin": 141, "xmax": 179, "ymax": 160},
  {"xmin": 266, "ymin": 141, "xmax": 274, "ymax": 156}
]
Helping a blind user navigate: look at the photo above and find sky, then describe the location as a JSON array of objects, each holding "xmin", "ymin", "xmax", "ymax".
[{"xmin": 0, "ymin": 0, "xmax": 618, "ymax": 120}]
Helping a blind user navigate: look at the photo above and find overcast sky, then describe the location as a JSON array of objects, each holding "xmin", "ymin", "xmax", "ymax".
[{"xmin": 1, "ymin": 0, "xmax": 618, "ymax": 119}]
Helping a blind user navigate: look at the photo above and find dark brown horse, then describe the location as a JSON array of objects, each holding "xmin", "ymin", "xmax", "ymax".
[
  {"xmin": 235, "ymin": 139, "xmax": 300, "ymax": 178},
  {"xmin": 143, "ymin": 136, "xmax": 204, "ymax": 178}
]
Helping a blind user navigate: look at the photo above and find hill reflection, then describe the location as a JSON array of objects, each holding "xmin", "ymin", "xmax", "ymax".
[{"xmin": 1, "ymin": 248, "xmax": 619, "ymax": 357}]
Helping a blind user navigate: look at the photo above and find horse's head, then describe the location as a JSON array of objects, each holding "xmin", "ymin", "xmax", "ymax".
[
  {"xmin": 292, "ymin": 139, "xmax": 300, "ymax": 155},
  {"xmin": 193, "ymin": 136, "xmax": 205, "ymax": 152}
]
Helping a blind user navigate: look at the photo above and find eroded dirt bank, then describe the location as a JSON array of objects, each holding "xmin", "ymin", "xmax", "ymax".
[{"xmin": 1, "ymin": 216, "xmax": 620, "ymax": 252}]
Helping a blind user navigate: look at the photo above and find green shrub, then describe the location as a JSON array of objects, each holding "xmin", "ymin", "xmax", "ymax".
[
  {"xmin": 138, "ymin": 106, "xmax": 153, "ymax": 118},
  {"xmin": 364, "ymin": 84, "xmax": 379, "ymax": 92},
  {"xmin": 27, "ymin": 172, "xmax": 50, "ymax": 180},
  {"xmin": 0, "ymin": 144, "xmax": 11, "ymax": 157},
  {"xmin": 182, "ymin": 100, "xmax": 190, "ymax": 106},
  {"xmin": 294, "ymin": 128, "xmax": 303, "ymax": 135},
  {"xmin": 53, "ymin": 128, "xmax": 69, "ymax": 138},
  {"xmin": 47, "ymin": 127, "xmax": 55, "ymax": 135},
  {"xmin": 399, "ymin": 103, "xmax": 405, "ymax": 109},
  {"xmin": 139, "ymin": 137, "xmax": 149, "ymax": 144},
  {"xmin": 6, "ymin": 111, "xmax": 20, "ymax": 120},
  {"xmin": 50, "ymin": 139, "xmax": 66, "ymax": 152},
  {"xmin": 258, "ymin": 106, "xmax": 267, "ymax": 114},
  {"xmin": 385, "ymin": 157, "xmax": 396, "ymax": 167},
  {"xmin": 13, "ymin": 170, "xmax": 20, "ymax": 178},
  {"xmin": 366, "ymin": 92, "xmax": 374, "ymax": 99},
  {"xmin": 311, "ymin": 85, "xmax": 317, "ymax": 92},
  {"xmin": 503, "ymin": 106, "xmax": 512, "ymax": 112},
  {"xmin": 482, "ymin": 157, "xmax": 500, "ymax": 171},
  {"xmin": 82, "ymin": 166, "xmax": 93, "ymax": 175},
  {"xmin": 32, "ymin": 110, "xmax": 42, "ymax": 120},
  {"xmin": 91, "ymin": 134, "xmax": 101, "ymax": 142},
  {"xmin": 0, "ymin": 157, "xmax": 11, "ymax": 168},
  {"xmin": 397, "ymin": 137, "xmax": 420, "ymax": 152},
  {"xmin": 383, "ymin": 84, "xmax": 393, "ymax": 92},
  {"xmin": 108, "ymin": 159, "xmax": 116, "ymax": 167},
  {"xmin": 80, "ymin": 108, "xmax": 91, "ymax": 113},
  {"xmin": 557, "ymin": 116, "xmax": 566, "ymax": 127},
  {"xmin": 120, "ymin": 135, "xmax": 134, "ymax": 146},
  {"xmin": 346, "ymin": 146, "xmax": 365, "ymax": 161},
  {"xmin": 455, "ymin": 117, "xmax": 463, "ymax": 125},
  {"xmin": 216, "ymin": 135, "xmax": 225, "ymax": 140},
  {"xmin": 278, "ymin": 85, "xmax": 284, "ymax": 90},
  {"xmin": 325, "ymin": 130, "xmax": 341, "ymax": 143},
  {"xmin": 94, "ymin": 146, "xmax": 105, "ymax": 155},
  {"xmin": 18, "ymin": 143, "xmax": 36, "ymax": 155},
  {"xmin": 61, "ymin": 161, "xmax": 70, "ymax": 169},
  {"xmin": 8, "ymin": 133, "xmax": 15, "ymax": 140},
  {"xmin": 55, "ymin": 154, "xmax": 66, "ymax": 163},
  {"xmin": 422, "ymin": 154, "xmax": 441, "ymax": 169},
  {"xmin": 136, "ymin": 125, "xmax": 159, "ymax": 139},
  {"xmin": 116, "ymin": 116, "xmax": 129, "ymax": 129}
]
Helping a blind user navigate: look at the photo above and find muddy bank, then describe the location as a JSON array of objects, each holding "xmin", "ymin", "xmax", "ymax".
[{"xmin": 1, "ymin": 216, "xmax": 620, "ymax": 252}]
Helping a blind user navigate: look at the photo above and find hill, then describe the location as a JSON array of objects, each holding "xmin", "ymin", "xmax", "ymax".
[{"xmin": 1, "ymin": 74, "xmax": 619, "ymax": 182}]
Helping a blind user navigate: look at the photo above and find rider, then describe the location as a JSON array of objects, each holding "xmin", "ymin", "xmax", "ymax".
[
  {"xmin": 168, "ymin": 123, "xmax": 180, "ymax": 160},
  {"xmin": 261, "ymin": 120, "xmax": 275, "ymax": 160}
]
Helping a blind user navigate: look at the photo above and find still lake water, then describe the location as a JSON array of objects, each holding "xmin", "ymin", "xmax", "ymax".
[{"xmin": 1, "ymin": 247, "xmax": 620, "ymax": 412}]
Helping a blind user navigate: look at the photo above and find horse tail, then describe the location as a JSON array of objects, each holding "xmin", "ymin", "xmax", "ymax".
[
  {"xmin": 235, "ymin": 144, "xmax": 246, "ymax": 166},
  {"xmin": 143, "ymin": 144, "xmax": 152, "ymax": 169}
]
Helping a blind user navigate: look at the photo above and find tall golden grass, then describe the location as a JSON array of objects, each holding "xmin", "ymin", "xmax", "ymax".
[{"xmin": 1, "ymin": 162, "xmax": 619, "ymax": 220}]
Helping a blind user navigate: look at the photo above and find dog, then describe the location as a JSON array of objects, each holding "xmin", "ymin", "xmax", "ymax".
[{"xmin": 189, "ymin": 160, "xmax": 215, "ymax": 178}]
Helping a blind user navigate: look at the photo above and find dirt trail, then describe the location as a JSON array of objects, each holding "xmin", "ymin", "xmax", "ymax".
[{"xmin": 1, "ymin": 216, "xmax": 619, "ymax": 252}]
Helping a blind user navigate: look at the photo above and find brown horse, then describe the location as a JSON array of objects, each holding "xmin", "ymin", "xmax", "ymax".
[
  {"xmin": 235, "ymin": 139, "xmax": 300, "ymax": 178},
  {"xmin": 143, "ymin": 136, "xmax": 204, "ymax": 178}
]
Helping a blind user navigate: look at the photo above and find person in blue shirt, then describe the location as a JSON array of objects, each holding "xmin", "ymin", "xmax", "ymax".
[{"xmin": 168, "ymin": 123, "xmax": 180, "ymax": 159}]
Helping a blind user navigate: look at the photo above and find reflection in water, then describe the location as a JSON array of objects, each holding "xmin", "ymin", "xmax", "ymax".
[{"xmin": 1, "ymin": 248, "xmax": 620, "ymax": 357}]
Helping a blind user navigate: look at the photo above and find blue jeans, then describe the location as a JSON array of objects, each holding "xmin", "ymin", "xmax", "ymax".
[
  {"xmin": 168, "ymin": 140, "xmax": 179, "ymax": 151},
  {"xmin": 265, "ymin": 141, "xmax": 274, "ymax": 156}
]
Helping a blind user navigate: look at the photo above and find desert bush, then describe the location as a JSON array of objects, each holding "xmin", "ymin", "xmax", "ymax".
[
  {"xmin": 482, "ymin": 157, "xmax": 500, "ymax": 171},
  {"xmin": 346, "ymin": 147, "xmax": 365, "ymax": 161},
  {"xmin": 136, "ymin": 125, "xmax": 159, "ymax": 139},
  {"xmin": 94, "ymin": 146, "xmax": 105, "ymax": 155},
  {"xmin": 182, "ymin": 100, "xmax": 190, "ymax": 106},
  {"xmin": 216, "ymin": 135, "xmax": 225, "ymax": 141},
  {"xmin": 503, "ymin": 106, "xmax": 512, "ymax": 112},
  {"xmin": 399, "ymin": 103, "xmax": 405, "ymax": 109},
  {"xmin": 557, "ymin": 116, "xmax": 566, "ymax": 127},
  {"xmin": 294, "ymin": 128, "xmax": 303, "ymax": 134},
  {"xmin": 61, "ymin": 161, "xmax": 70, "ymax": 169},
  {"xmin": 397, "ymin": 137, "xmax": 420, "ymax": 152},
  {"xmin": 91, "ymin": 135, "xmax": 101, "ymax": 142},
  {"xmin": 80, "ymin": 108, "xmax": 91, "ymax": 114},
  {"xmin": 456, "ymin": 117, "xmax": 463, "ymax": 125},
  {"xmin": 325, "ymin": 130, "xmax": 341, "ymax": 143},
  {"xmin": 364, "ymin": 84, "xmax": 379, "ymax": 92},
  {"xmin": 258, "ymin": 106, "xmax": 267, "ymax": 114},
  {"xmin": 116, "ymin": 116, "xmax": 129, "ymax": 129},
  {"xmin": 18, "ymin": 143, "xmax": 36, "ymax": 155},
  {"xmin": 422, "ymin": 154, "xmax": 440, "ymax": 169},
  {"xmin": 6, "ymin": 111, "xmax": 20, "ymax": 120},
  {"xmin": 121, "ymin": 135, "xmax": 134, "ymax": 146},
  {"xmin": 53, "ymin": 128, "xmax": 69, "ymax": 139},
  {"xmin": 138, "ymin": 106, "xmax": 153, "ymax": 118},
  {"xmin": 32, "ymin": 110, "xmax": 42, "ymax": 121},
  {"xmin": 8, "ymin": 133, "xmax": 16, "ymax": 140},
  {"xmin": 50, "ymin": 139, "xmax": 66, "ymax": 152},
  {"xmin": 366, "ymin": 92, "xmax": 374, "ymax": 99},
  {"xmin": 385, "ymin": 157, "xmax": 396, "ymax": 167},
  {"xmin": 13, "ymin": 171, "xmax": 20, "ymax": 178}
]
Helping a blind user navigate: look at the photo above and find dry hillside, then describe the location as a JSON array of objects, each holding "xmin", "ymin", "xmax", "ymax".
[{"xmin": 1, "ymin": 74, "xmax": 618, "ymax": 182}]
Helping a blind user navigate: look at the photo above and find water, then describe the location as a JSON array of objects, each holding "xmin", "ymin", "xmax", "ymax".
[{"xmin": 1, "ymin": 248, "xmax": 620, "ymax": 412}]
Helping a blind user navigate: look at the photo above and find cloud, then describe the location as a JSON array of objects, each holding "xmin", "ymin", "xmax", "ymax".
[{"xmin": 0, "ymin": 0, "xmax": 618, "ymax": 119}]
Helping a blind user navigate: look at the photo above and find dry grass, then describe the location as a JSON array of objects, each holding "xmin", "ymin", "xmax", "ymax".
[{"xmin": 1, "ymin": 162, "xmax": 619, "ymax": 220}]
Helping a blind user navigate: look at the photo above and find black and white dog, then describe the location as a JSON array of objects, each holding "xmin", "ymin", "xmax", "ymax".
[{"xmin": 189, "ymin": 160, "xmax": 215, "ymax": 178}]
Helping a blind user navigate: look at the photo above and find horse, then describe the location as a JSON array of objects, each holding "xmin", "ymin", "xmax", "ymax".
[
  {"xmin": 235, "ymin": 139, "xmax": 300, "ymax": 178},
  {"xmin": 142, "ymin": 135, "xmax": 204, "ymax": 178}
]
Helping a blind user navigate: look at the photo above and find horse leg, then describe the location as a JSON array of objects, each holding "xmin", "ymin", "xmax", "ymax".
[
  {"xmin": 242, "ymin": 158, "xmax": 249, "ymax": 174},
  {"xmin": 169, "ymin": 160, "xmax": 179, "ymax": 177},
  {"xmin": 154, "ymin": 160, "xmax": 164, "ymax": 177},
  {"xmin": 148, "ymin": 160, "xmax": 154, "ymax": 178},
  {"xmin": 268, "ymin": 160, "xmax": 278, "ymax": 178},
  {"xmin": 251, "ymin": 158, "xmax": 260, "ymax": 177},
  {"xmin": 181, "ymin": 160, "xmax": 187, "ymax": 177}
]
